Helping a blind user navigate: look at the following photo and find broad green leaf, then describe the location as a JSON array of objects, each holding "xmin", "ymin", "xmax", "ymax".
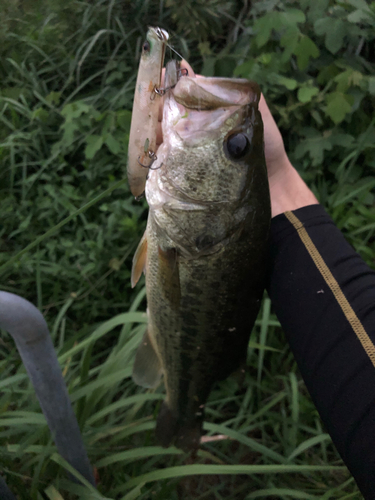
[
  {"xmin": 61, "ymin": 121, "xmax": 79, "ymax": 146},
  {"xmin": 254, "ymin": 9, "xmax": 305, "ymax": 48},
  {"xmin": 85, "ymin": 135, "xmax": 104, "ymax": 159},
  {"xmin": 344, "ymin": 0, "xmax": 371, "ymax": 10},
  {"xmin": 32, "ymin": 107, "xmax": 49, "ymax": 122},
  {"xmin": 314, "ymin": 18, "xmax": 347, "ymax": 54},
  {"xmin": 275, "ymin": 75, "xmax": 298, "ymax": 90},
  {"xmin": 347, "ymin": 9, "xmax": 373, "ymax": 23},
  {"xmin": 61, "ymin": 101, "xmax": 90, "ymax": 120},
  {"xmin": 258, "ymin": 53, "xmax": 273, "ymax": 65},
  {"xmin": 317, "ymin": 63, "xmax": 341, "ymax": 85},
  {"xmin": 280, "ymin": 27, "xmax": 300, "ymax": 62},
  {"xmin": 306, "ymin": 0, "xmax": 330, "ymax": 23},
  {"xmin": 313, "ymin": 18, "xmax": 344, "ymax": 54},
  {"xmin": 297, "ymin": 86, "xmax": 319, "ymax": 103},
  {"xmin": 234, "ymin": 60, "xmax": 257, "ymax": 78},
  {"xmin": 294, "ymin": 36, "xmax": 320, "ymax": 70},
  {"xmin": 313, "ymin": 17, "xmax": 331, "ymax": 36},
  {"xmin": 325, "ymin": 92, "xmax": 353, "ymax": 124},
  {"xmin": 295, "ymin": 129, "xmax": 334, "ymax": 166},
  {"xmin": 254, "ymin": 13, "xmax": 278, "ymax": 48},
  {"xmin": 45, "ymin": 91, "xmax": 61, "ymax": 105},
  {"xmin": 105, "ymin": 134, "xmax": 121, "ymax": 155},
  {"xmin": 335, "ymin": 69, "xmax": 363, "ymax": 92},
  {"xmin": 280, "ymin": 8, "xmax": 306, "ymax": 25}
]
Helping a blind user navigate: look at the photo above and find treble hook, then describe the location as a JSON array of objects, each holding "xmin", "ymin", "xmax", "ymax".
[
  {"xmin": 153, "ymin": 68, "xmax": 188, "ymax": 97},
  {"xmin": 151, "ymin": 64, "xmax": 188, "ymax": 99},
  {"xmin": 154, "ymin": 84, "xmax": 176, "ymax": 97},
  {"xmin": 137, "ymin": 150, "xmax": 163, "ymax": 170}
]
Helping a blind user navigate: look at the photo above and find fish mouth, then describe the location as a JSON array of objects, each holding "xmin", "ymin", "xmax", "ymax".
[
  {"xmin": 174, "ymin": 76, "xmax": 260, "ymax": 110},
  {"xmin": 162, "ymin": 65, "xmax": 261, "ymax": 146}
]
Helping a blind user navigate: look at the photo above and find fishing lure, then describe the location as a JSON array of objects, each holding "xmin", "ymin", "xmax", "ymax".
[{"xmin": 127, "ymin": 27, "xmax": 169, "ymax": 198}]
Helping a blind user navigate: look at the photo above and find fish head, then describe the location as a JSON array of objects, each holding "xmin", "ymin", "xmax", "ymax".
[{"xmin": 157, "ymin": 65, "xmax": 267, "ymax": 207}]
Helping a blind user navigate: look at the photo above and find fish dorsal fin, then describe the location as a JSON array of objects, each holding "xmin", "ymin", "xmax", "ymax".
[
  {"xmin": 131, "ymin": 232, "xmax": 148, "ymax": 288},
  {"xmin": 132, "ymin": 328, "xmax": 163, "ymax": 388},
  {"xmin": 158, "ymin": 247, "xmax": 181, "ymax": 311}
]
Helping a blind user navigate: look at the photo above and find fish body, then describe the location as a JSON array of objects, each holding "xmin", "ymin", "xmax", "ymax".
[
  {"xmin": 127, "ymin": 27, "xmax": 169, "ymax": 198},
  {"xmin": 132, "ymin": 61, "xmax": 270, "ymax": 451}
]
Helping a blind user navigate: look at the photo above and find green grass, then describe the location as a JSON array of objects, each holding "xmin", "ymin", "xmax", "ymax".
[
  {"xmin": 0, "ymin": 298, "xmax": 359, "ymax": 499},
  {"xmin": 1, "ymin": 0, "xmax": 374, "ymax": 498}
]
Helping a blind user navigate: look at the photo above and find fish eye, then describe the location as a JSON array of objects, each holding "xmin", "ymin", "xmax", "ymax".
[
  {"xmin": 142, "ymin": 40, "xmax": 151, "ymax": 53},
  {"xmin": 225, "ymin": 132, "xmax": 250, "ymax": 160}
]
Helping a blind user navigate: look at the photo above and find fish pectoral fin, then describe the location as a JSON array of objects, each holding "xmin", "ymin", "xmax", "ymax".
[
  {"xmin": 158, "ymin": 247, "xmax": 181, "ymax": 311},
  {"xmin": 132, "ymin": 328, "xmax": 163, "ymax": 388},
  {"xmin": 131, "ymin": 232, "xmax": 148, "ymax": 288}
]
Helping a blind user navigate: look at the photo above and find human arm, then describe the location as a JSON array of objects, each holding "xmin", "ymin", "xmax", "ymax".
[
  {"xmin": 267, "ymin": 205, "xmax": 375, "ymax": 499},
  {"xmin": 260, "ymin": 94, "xmax": 375, "ymax": 499}
]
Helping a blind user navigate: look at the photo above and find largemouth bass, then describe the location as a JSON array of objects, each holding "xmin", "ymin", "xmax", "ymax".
[
  {"xmin": 131, "ymin": 61, "xmax": 271, "ymax": 451},
  {"xmin": 127, "ymin": 27, "xmax": 168, "ymax": 198}
]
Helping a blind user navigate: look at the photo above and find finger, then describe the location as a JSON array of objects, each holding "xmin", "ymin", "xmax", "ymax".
[
  {"xmin": 259, "ymin": 93, "xmax": 273, "ymax": 122},
  {"xmin": 180, "ymin": 59, "xmax": 195, "ymax": 78}
]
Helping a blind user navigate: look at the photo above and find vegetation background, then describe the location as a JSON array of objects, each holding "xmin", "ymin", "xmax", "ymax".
[{"xmin": 0, "ymin": 0, "xmax": 374, "ymax": 498}]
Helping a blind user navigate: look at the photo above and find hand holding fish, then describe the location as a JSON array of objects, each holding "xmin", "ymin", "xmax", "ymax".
[{"xmin": 257, "ymin": 94, "xmax": 318, "ymax": 217}]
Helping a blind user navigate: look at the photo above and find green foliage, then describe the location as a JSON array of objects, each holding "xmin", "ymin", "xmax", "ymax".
[
  {"xmin": 0, "ymin": 0, "xmax": 374, "ymax": 498},
  {"xmin": 232, "ymin": 0, "xmax": 375, "ymax": 260}
]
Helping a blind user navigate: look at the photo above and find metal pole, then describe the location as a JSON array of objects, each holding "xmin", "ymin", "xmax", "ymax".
[{"xmin": 0, "ymin": 291, "xmax": 95, "ymax": 488}]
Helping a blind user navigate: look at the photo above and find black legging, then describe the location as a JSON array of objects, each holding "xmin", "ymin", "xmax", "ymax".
[{"xmin": 267, "ymin": 204, "xmax": 375, "ymax": 499}]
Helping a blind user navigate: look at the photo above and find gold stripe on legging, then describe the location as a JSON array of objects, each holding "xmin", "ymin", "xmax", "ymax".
[{"xmin": 285, "ymin": 210, "xmax": 375, "ymax": 367}]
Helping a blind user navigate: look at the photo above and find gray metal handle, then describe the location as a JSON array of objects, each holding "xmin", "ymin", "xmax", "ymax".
[{"xmin": 0, "ymin": 291, "xmax": 95, "ymax": 487}]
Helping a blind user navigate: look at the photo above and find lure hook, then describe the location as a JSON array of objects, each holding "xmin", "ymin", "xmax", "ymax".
[
  {"xmin": 151, "ymin": 65, "xmax": 188, "ymax": 99},
  {"xmin": 137, "ymin": 151, "xmax": 163, "ymax": 171},
  {"xmin": 137, "ymin": 150, "xmax": 158, "ymax": 168},
  {"xmin": 154, "ymin": 83, "xmax": 177, "ymax": 96}
]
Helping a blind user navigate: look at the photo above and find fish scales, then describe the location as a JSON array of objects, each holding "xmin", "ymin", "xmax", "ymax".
[{"xmin": 132, "ymin": 61, "xmax": 270, "ymax": 451}]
